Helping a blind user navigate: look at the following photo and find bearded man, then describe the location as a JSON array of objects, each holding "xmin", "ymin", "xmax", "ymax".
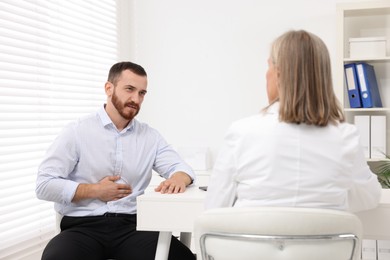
[{"xmin": 36, "ymin": 61, "xmax": 196, "ymax": 260}]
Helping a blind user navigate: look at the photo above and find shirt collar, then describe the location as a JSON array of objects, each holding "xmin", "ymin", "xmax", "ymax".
[
  {"xmin": 97, "ymin": 105, "xmax": 135, "ymax": 132},
  {"xmin": 265, "ymin": 101, "xmax": 279, "ymax": 114}
]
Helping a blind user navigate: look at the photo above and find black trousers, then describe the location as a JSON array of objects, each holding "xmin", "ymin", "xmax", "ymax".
[{"xmin": 42, "ymin": 214, "xmax": 196, "ymax": 260}]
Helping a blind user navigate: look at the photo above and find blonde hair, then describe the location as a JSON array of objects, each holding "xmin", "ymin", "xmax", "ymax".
[{"xmin": 269, "ymin": 30, "xmax": 344, "ymax": 126}]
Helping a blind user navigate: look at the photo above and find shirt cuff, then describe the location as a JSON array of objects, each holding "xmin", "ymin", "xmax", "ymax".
[{"xmin": 62, "ymin": 180, "xmax": 80, "ymax": 204}]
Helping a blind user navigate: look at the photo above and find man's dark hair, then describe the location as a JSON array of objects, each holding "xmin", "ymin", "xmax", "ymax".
[{"xmin": 107, "ymin": 61, "xmax": 147, "ymax": 85}]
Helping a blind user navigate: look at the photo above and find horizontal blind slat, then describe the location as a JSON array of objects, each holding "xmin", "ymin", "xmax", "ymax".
[
  {"xmin": 0, "ymin": 159, "xmax": 42, "ymax": 174},
  {"xmin": 0, "ymin": 135, "xmax": 54, "ymax": 144},
  {"xmin": 0, "ymin": 229, "xmax": 54, "ymax": 259},
  {"xmin": 0, "ymin": 167, "xmax": 46, "ymax": 181},
  {"xmin": 0, "ymin": 121, "xmax": 73, "ymax": 129},
  {"xmin": 0, "ymin": 29, "xmax": 117, "ymax": 56},
  {"xmin": 0, "ymin": 87, "xmax": 104, "ymax": 99},
  {"xmin": 0, "ymin": 150, "xmax": 47, "ymax": 163}
]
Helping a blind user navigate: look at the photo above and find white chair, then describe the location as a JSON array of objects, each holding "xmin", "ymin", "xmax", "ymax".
[
  {"xmin": 194, "ymin": 207, "xmax": 363, "ymax": 260},
  {"xmin": 55, "ymin": 212, "xmax": 63, "ymax": 234}
]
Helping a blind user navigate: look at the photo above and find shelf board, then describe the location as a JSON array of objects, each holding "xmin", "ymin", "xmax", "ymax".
[
  {"xmin": 344, "ymin": 56, "xmax": 390, "ymax": 62},
  {"xmin": 367, "ymin": 158, "xmax": 390, "ymax": 162},
  {"xmin": 344, "ymin": 108, "xmax": 390, "ymax": 112}
]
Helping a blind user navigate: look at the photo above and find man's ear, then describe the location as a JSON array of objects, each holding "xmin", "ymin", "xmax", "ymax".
[{"xmin": 105, "ymin": 82, "xmax": 114, "ymax": 96}]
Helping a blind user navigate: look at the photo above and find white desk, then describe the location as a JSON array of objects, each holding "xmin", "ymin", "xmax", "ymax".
[
  {"xmin": 137, "ymin": 187, "xmax": 390, "ymax": 260},
  {"xmin": 137, "ymin": 186, "xmax": 205, "ymax": 259}
]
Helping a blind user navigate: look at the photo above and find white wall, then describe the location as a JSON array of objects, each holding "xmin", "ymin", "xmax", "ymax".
[{"xmin": 123, "ymin": 0, "xmax": 377, "ymax": 165}]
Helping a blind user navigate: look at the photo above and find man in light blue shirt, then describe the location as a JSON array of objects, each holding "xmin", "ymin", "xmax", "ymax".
[{"xmin": 36, "ymin": 61, "xmax": 196, "ymax": 260}]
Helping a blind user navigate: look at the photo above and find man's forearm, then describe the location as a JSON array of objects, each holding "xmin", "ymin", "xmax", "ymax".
[{"xmin": 72, "ymin": 183, "xmax": 98, "ymax": 202}]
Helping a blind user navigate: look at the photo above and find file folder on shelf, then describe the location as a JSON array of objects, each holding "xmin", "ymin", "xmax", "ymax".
[
  {"xmin": 354, "ymin": 115, "xmax": 370, "ymax": 158},
  {"xmin": 355, "ymin": 62, "xmax": 383, "ymax": 108},
  {"xmin": 344, "ymin": 63, "xmax": 362, "ymax": 108},
  {"xmin": 377, "ymin": 240, "xmax": 390, "ymax": 260},
  {"xmin": 362, "ymin": 239, "xmax": 377, "ymax": 260},
  {"xmin": 371, "ymin": 115, "xmax": 387, "ymax": 159}
]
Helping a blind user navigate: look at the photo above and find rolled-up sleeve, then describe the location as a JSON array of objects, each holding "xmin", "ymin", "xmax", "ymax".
[{"xmin": 36, "ymin": 124, "xmax": 80, "ymax": 204}]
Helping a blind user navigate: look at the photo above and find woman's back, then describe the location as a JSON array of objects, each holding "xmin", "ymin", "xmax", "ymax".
[{"xmin": 206, "ymin": 103, "xmax": 381, "ymax": 212}]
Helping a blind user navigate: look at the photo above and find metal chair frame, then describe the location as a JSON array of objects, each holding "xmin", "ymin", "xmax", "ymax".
[{"xmin": 200, "ymin": 232, "xmax": 359, "ymax": 260}]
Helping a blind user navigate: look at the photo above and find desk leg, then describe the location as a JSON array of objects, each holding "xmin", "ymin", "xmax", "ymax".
[
  {"xmin": 180, "ymin": 232, "xmax": 192, "ymax": 248},
  {"xmin": 155, "ymin": 231, "xmax": 172, "ymax": 260}
]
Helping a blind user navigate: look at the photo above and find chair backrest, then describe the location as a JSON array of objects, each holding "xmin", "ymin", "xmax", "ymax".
[
  {"xmin": 55, "ymin": 212, "xmax": 63, "ymax": 234},
  {"xmin": 194, "ymin": 207, "xmax": 363, "ymax": 260}
]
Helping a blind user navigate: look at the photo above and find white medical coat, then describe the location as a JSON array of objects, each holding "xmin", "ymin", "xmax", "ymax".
[{"xmin": 206, "ymin": 102, "xmax": 381, "ymax": 212}]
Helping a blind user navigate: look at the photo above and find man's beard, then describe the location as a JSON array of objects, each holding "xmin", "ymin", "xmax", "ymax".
[{"xmin": 111, "ymin": 90, "xmax": 140, "ymax": 121}]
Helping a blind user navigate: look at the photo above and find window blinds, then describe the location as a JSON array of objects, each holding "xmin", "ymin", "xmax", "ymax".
[{"xmin": 0, "ymin": 0, "xmax": 118, "ymax": 258}]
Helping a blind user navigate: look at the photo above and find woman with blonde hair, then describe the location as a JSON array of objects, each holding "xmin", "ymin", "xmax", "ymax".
[{"xmin": 205, "ymin": 30, "xmax": 381, "ymax": 212}]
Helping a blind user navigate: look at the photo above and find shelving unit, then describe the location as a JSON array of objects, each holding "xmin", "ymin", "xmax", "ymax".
[{"xmin": 336, "ymin": 1, "xmax": 390, "ymax": 162}]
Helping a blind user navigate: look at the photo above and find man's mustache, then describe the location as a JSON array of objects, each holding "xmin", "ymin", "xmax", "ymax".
[{"xmin": 125, "ymin": 102, "xmax": 139, "ymax": 110}]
